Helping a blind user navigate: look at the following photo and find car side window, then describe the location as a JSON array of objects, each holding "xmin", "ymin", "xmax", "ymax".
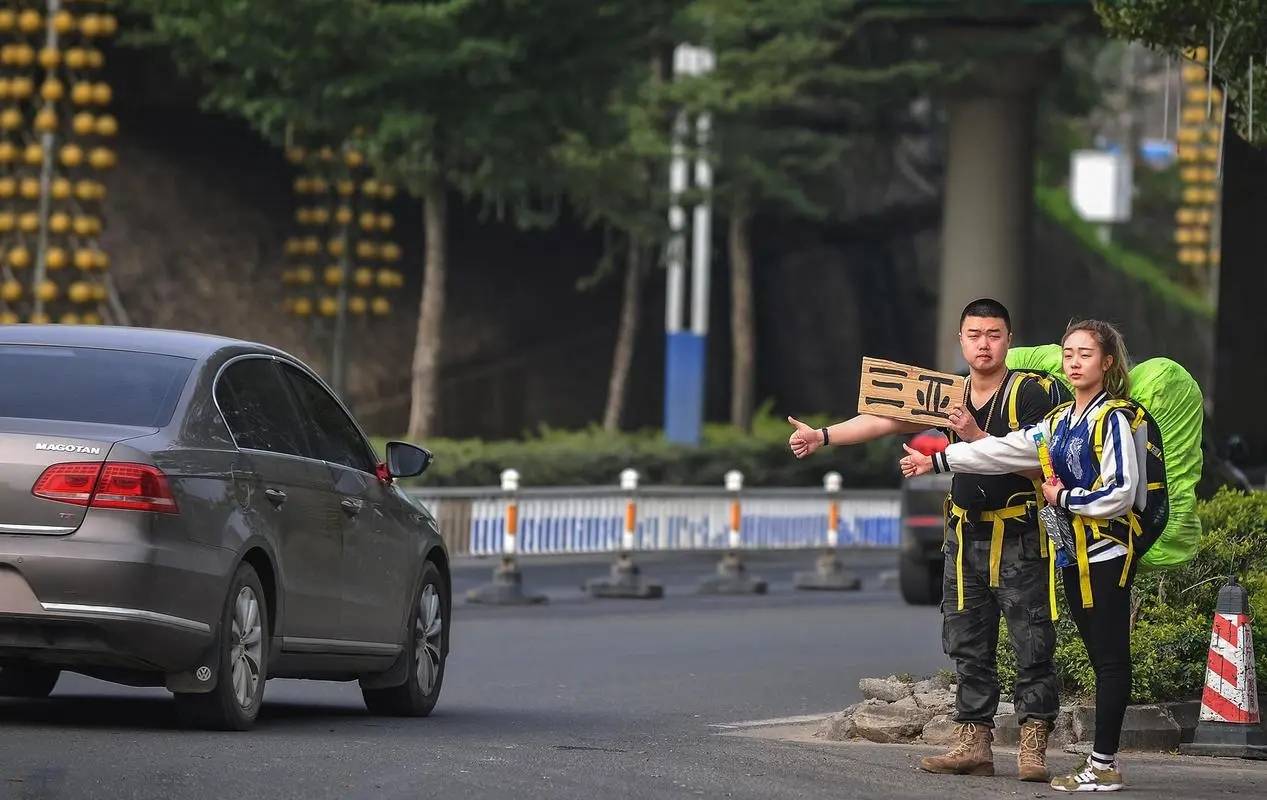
[
  {"xmin": 279, "ymin": 365, "xmax": 377, "ymax": 474},
  {"xmin": 215, "ymin": 358, "xmax": 311, "ymax": 457}
]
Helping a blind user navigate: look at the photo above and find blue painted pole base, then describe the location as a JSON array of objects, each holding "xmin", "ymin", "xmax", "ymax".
[{"xmin": 665, "ymin": 331, "xmax": 706, "ymax": 445}]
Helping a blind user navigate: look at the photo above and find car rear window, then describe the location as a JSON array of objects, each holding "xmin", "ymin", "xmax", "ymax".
[{"xmin": 0, "ymin": 345, "xmax": 194, "ymax": 427}]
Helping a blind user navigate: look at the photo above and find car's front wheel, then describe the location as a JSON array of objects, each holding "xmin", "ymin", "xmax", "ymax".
[
  {"xmin": 174, "ymin": 562, "xmax": 269, "ymax": 730},
  {"xmin": 0, "ymin": 665, "xmax": 60, "ymax": 698},
  {"xmin": 362, "ymin": 561, "xmax": 447, "ymax": 717}
]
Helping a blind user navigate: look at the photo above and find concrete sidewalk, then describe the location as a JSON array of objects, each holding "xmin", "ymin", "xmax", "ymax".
[{"xmin": 719, "ymin": 719, "xmax": 1267, "ymax": 798}]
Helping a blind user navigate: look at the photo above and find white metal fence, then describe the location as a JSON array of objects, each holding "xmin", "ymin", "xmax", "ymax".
[{"xmin": 408, "ymin": 484, "xmax": 900, "ymax": 557}]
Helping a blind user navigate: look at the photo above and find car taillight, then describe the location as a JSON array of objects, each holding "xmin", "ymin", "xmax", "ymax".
[
  {"xmin": 33, "ymin": 462, "xmax": 179, "ymax": 514},
  {"xmin": 32, "ymin": 463, "xmax": 101, "ymax": 506}
]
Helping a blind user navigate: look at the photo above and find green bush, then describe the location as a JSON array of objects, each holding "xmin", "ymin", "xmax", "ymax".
[
  {"xmin": 998, "ymin": 488, "xmax": 1267, "ymax": 704},
  {"xmin": 373, "ymin": 405, "xmax": 904, "ymax": 488}
]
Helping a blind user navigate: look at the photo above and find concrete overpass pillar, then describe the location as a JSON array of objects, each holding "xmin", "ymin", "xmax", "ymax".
[{"xmin": 935, "ymin": 54, "xmax": 1056, "ymax": 371}]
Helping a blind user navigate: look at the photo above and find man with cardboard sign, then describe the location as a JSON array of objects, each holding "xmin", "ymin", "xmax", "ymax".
[{"xmin": 788, "ymin": 299, "xmax": 1069, "ymax": 782}]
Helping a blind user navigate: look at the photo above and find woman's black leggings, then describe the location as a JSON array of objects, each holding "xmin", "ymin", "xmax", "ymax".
[{"xmin": 1062, "ymin": 556, "xmax": 1136, "ymax": 755}]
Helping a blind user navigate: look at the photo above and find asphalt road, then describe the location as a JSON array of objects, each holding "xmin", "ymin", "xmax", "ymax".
[{"xmin": 1, "ymin": 550, "xmax": 1263, "ymax": 799}]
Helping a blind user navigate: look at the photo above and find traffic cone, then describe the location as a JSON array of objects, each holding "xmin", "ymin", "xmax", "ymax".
[{"xmin": 1180, "ymin": 577, "xmax": 1267, "ymax": 759}]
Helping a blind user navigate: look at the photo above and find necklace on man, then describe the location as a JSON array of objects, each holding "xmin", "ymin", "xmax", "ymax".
[{"xmin": 967, "ymin": 372, "xmax": 1005, "ymax": 433}]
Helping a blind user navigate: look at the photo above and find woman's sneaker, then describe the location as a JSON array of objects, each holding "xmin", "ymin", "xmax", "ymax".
[{"xmin": 1050, "ymin": 757, "xmax": 1125, "ymax": 792}]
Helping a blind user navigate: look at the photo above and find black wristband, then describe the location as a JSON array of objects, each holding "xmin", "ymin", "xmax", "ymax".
[{"xmin": 820, "ymin": 427, "xmax": 830, "ymax": 446}]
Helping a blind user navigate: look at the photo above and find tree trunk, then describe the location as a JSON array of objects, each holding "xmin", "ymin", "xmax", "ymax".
[
  {"xmin": 407, "ymin": 178, "xmax": 447, "ymax": 441},
  {"xmin": 1213, "ymin": 131, "xmax": 1267, "ymax": 466},
  {"xmin": 729, "ymin": 200, "xmax": 755, "ymax": 432},
  {"xmin": 602, "ymin": 236, "xmax": 643, "ymax": 432}
]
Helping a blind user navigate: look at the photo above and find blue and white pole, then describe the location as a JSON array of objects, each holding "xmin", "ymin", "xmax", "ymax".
[{"xmin": 664, "ymin": 44, "xmax": 715, "ymax": 445}]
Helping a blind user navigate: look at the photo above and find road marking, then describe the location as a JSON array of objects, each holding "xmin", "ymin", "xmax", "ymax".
[{"xmin": 709, "ymin": 712, "xmax": 835, "ymax": 730}]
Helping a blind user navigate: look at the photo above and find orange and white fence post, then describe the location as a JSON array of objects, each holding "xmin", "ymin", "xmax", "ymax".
[
  {"xmin": 794, "ymin": 471, "xmax": 860, "ymax": 591},
  {"xmin": 465, "ymin": 468, "xmax": 546, "ymax": 605},
  {"xmin": 586, "ymin": 468, "xmax": 663, "ymax": 599},
  {"xmin": 1181, "ymin": 577, "xmax": 1267, "ymax": 759},
  {"xmin": 698, "ymin": 469, "xmax": 767, "ymax": 594}
]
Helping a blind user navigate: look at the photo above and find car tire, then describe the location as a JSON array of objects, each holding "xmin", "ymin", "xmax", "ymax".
[
  {"xmin": 362, "ymin": 561, "xmax": 447, "ymax": 717},
  {"xmin": 899, "ymin": 554, "xmax": 941, "ymax": 606},
  {"xmin": 0, "ymin": 666, "xmax": 60, "ymax": 698},
  {"xmin": 174, "ymin": 562, "xmax": 269, "ymax": 731}
]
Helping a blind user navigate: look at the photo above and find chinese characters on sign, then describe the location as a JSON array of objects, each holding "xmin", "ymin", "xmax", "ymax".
[{"xmin": 857, "ymin": 358, "xmax": 966, "ymax": 424}]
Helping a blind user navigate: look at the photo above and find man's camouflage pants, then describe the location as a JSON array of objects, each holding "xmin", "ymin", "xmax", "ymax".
[{"xmin": 941, "ymin": 525, "xmax": 1059, "ymax": 726}]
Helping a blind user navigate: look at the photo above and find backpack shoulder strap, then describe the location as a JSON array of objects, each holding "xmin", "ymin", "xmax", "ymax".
[
  {"xmin": 1043, "ymin": 400, "xmax": 1073, "ymax": 429},
  {"xmin": 1091, "ymin": 399, "xmax": 1144, "ymax": 464}
]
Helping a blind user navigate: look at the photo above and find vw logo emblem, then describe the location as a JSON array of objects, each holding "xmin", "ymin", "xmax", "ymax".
[{"xmin": 195, "ymin": 666, "xmax": 212, "ymax": 682}]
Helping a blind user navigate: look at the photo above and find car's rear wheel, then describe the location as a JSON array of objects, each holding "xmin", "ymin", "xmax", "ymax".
[
  {"xmin": 362, "ymin": 561, "xmax": 447, "ymax": 717},
  {"xmin": 0, "ymin": 665, "xmax": 60, "ymax": 698},
  {"xmin": 174, "ymin": 563, "xmax": 268, "ymax": 730}
]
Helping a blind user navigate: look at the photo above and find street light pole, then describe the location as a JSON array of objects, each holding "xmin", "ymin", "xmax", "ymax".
[{"xmin": 33, "ymin": 0, "xmax": 62, "ymax": 322}]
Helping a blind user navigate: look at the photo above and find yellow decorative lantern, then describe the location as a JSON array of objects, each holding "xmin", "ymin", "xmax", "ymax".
[
  {"xmin": 53, "ymin": 10, "xmax": 76, "ymax": 34},
  {"xmin": 370, "ymin": 297, "xmax": 391, "ymax": 316},
  {"xmin": 92, "ymin": 83, "xmax": 112, "ymax": 105},
  {"xmin": 9, "ymin": 247, "xmax": 31, "ymax": 269},
  {"xmin": 38, "ymin": 48, "xmax": 60, "ymax": 70},
  {"xmin": 18, "ymin": 212, "xmax": 39, "ymax": 232},
  {"xmin": 69, "ymin": 282, "xmax": 94, "ymax": 304},
  {"xmin": 60, "ymin": 144, "xmax": 84, "ymax": 167},
  {"xmin": 50, "ymin": 212, "xmax": 71, "ymax": 234},
  {"xmin": 46, "ymin": 247, "xmax": 68, "ymax": 270},
  {"xmin": 23, "ymin": 142, "xmax": 44, "ymax": 165},
  {"xmin": 74, "ymin": 249, "xmax": 96, "ymax": 271},
  {"xmin": 323, "ymin": 265, "xmax": 343, "ymax": 286},
  {"xmin": 19, "ymin": 178, "xmax": 40, "ymax": 199},
  {"xmin": 9, "ymin": 77, "xmax": 32, "ymax": 100},
  {"xmin": 292, "ymin": 297, "xmax": 313, "ymax": 317},
  {"xmin": 18, "ymin": 9, "xmax": 42, "ymax": 34},
  {"xmin": 354, "ymin": 268, "xmax": 374, "ymax": 288},
  {"xmin": 41, "ymin": 78, "xmax": 65, "ymax": 102},
  {"xmin": 348, "ymin": 296, "xmax": 368, "ymax": 315},
  {"xmin": 35, "ymin": 107, "xmax": 58, "ymax": 132},
  {"xmin": 94, "ymin": 114, "xmax": 117, "ymax": 137},
  {"xmin": 0, "ymin": 107, "xmax": 23, "ymax": 130},
  {"xmin": 37, "ymin": 280, "xmax": 59, "ymax": 303},
  {"xmin": 81, "ymin": 312, "xmax": 102, "ymax": 325},
  {"xmin": 1, "ymin": 279, "xmax": 21, "ymax": 302},
  {"xmin": 318, "ymin": 297, "xmax": 338, "ymax": 317}
]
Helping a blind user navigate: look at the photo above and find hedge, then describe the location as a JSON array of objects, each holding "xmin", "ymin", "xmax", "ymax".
[
  {"xmin": 998, "ymin": 488, "xmax": 1267, "ymax": 704},
  {"xmin": 373, "ymin": 407, "xmax": 904, "ymax": 489}
]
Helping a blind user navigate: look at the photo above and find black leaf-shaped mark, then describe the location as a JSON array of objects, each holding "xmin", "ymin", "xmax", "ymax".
[
  {"xmin": 939, "ymin": 395, "xmax": 950, "ymax": 410},
  {"xmin": 916, "ymin": 389, "xmax": 926, "ymax": 407}
]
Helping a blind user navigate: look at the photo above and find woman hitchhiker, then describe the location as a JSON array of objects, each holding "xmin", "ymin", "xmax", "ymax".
[{"xmin": 900, "ymin": 320, "xmax": 1144, "ymax": 793}]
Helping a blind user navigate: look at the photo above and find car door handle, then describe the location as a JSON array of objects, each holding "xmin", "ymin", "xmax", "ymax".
[
  {"xmin": 264, "ymin": 488, "xmax": 287, "ymax": 506},
  {"xmin": 340, "ymin": 498, "xmax": 364, "ymax": 516}
]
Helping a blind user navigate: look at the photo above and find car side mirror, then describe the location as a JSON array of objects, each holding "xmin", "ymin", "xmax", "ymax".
[{"xmin": 385, "ymin": 441, "xmax": 433, "ymax": 479}]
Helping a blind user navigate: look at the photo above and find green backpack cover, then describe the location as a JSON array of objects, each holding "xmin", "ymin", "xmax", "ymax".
[{"xmin": 1006, "ymin": 346, "xmax": 1203, "ymax": 571}]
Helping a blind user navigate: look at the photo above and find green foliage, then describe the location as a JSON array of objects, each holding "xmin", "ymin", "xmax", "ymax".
[
  {"xmin": 998, "ymin": 489, "xmax": 1267, "ymax": 704},
  {"xmin": 1096, "ymin": 0, "xmax": 1267, "ymax": 144},
  {"xmin": 372, "ymin": 403, "xmax": 901, "ymax": 488},
  {"xmin": 124, "ymin": 1, "xmax": 661, "ymax": 217},
  {"xmin": 1034, "ymin": 185, "xmax": 1213, "ymax": 318}
]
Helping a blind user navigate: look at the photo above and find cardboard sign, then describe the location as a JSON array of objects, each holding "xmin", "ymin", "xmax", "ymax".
[{"xmin": 857, "ymin": 358, "xmax": 966, "ymax": 424}]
